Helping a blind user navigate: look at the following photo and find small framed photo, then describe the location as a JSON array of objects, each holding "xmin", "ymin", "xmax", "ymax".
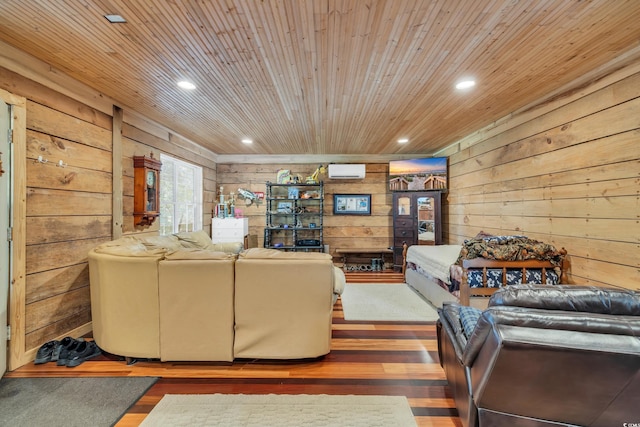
[
  {"xmin": 288, "ymin": 187, "xmax": 299, "ymax": 199},
  {"xmin": 333, "ymin": 194, "xmax": 371, "ymax": 215},
  {"xmin": 277, "ymin": 201, "xmax": 293, "ymax": 213}
]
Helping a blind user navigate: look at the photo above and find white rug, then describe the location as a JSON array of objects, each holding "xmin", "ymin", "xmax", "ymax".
[
  {"xmin": 340, "ymin": 283, "xmax": 439, "ymax": 321},
  {"xmin": 140, "ymin": 394, "xmax": 417, "ymax": 426}
]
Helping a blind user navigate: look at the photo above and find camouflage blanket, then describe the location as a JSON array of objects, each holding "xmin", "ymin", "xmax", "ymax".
[{"xmin": 456, "ymin": 235, "xmax": 564, "ymax": 267}]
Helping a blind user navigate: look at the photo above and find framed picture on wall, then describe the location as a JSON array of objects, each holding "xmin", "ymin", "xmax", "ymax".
[{"xmin": 333, "ymin": 194, "xmax": 371, "ymax": 215}]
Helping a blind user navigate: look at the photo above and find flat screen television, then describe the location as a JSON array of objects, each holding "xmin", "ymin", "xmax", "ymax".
[{"xmin": 389, "ymin": 157, "xmax": 448, "ymax": 191}]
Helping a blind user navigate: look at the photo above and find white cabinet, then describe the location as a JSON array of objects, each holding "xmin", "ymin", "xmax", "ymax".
[{"xmin": 212, "ymin": 217, "xmax": 249, "ymax": 244}]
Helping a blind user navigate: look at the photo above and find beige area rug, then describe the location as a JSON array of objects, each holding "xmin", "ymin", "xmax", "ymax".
[
  {"xmin": 340, "ymin": 283, "xmax": 439, "ymax": 321},
  {"xmin": 140, "ymin": 394, "xmax": 417, "ymax": 426}
]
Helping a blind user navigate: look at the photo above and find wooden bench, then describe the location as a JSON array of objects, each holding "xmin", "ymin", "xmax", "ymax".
[{"xmin": 336, "ymin": 248, "xmax": 393, "ymax": 271}]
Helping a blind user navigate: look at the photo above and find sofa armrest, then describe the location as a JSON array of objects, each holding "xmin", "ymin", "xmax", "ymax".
[
  {"xmin": 464, "ymin": 308, "xmax": 640, "ymax": 426},
  {"xmin": 333, "ymin": 266, "xmax": 346, "ymax": 295}
]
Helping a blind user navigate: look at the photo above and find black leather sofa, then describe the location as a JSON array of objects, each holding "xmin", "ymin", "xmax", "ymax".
[{"xmin": 437, "ymin": 284, "xmax": 640, "ymax": 427}]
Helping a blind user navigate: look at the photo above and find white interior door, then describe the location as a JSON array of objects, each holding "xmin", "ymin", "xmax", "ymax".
[{"xmin": 0, "ymin": 101, "xmax": 11, "ymax": 378}]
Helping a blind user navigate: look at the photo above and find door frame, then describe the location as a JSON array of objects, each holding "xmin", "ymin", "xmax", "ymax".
[
  {"xmin": 0, "ymin": 88, "xmax": 27, "ymax": 371},
  {"xmin": 0, "ymin": 98, "xmax": 10, "ymax": 378}
]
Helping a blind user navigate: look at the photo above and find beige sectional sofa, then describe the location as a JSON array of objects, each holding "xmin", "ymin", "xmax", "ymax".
[{"xmin": 87, "ymin": 231, "xmax": 345, "ymax": 362}]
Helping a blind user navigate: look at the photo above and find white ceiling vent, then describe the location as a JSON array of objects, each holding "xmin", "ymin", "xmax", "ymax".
[{"xmin": 328, "ymin": 164, "xmax": 366, "ymax": 179}]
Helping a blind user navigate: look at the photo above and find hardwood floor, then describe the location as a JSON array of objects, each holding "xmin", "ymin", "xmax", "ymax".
[
  {"xmin": 342, "ymin": 270, "xmax": 405, "ymax": 283},
  {"xmin": 6, "ymin": 274, "xmax": 461, "ymax": 426}
]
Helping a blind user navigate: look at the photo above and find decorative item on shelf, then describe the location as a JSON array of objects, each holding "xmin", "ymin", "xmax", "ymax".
[
  {"xmin": 305, "ymin": 164, "xmax": 326, "ymax": 184},
  {"xmin": 277, "ymin": 201, "xmax": 293, "ymax": 213},
  {"xmin": 133, "ymin": 153, "xmax": 162, "ymax": 227},
  {"xmin": 229, "ymin": 191, "xmax": 236, "ymax": 217},
  {"xmin": 287, "ymin": 187, "xmax": 299, "ymax": 199},
  {"xmin": 276, "ymin": 169, "xmax": 301, "ymax": 184},
  {"xmin": 215, "ymin": 187, "xmax": 226, "ymax": 217},
  {"xmin": 215, "ymin": 186, "xmax": 241, "ymax": 217},
  {"xmin": 276, "ymin": 169, "xmax": 290, "ymax": 183}
]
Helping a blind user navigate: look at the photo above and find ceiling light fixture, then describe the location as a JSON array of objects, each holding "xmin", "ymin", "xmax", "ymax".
[
  {"xmin": 177, "ymin": 81, "xmax": 196, "ymax": 90},
  {"xmin": 241, "ymin": 139, "xmax": 253, "ymax": 144},
  {"xmin": 397, "ymin": 138, "xmax": 409, "ymax": 143},
  {"xmin": 455, "ymin": 79, "xmax": 476, "ymax": 90},
  {"xmin": 104, "ymin": 14, "xmax": 127, "ymax": 23}
]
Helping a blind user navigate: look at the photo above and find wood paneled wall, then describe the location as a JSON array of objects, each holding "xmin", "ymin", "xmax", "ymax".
[
  {"xmin": 20, "ymin": 88, "xmax": 113, "ymax": 352},
  {"xmin": 216, "ymin": 163, "xmax": 392, "ymax": 256},
  {"xmin": 446, "ymin": 70, "xmax": 640, "ymax": 290},
  {"xmin": 1, "ymin": 64, "xmax": 217, "ymax": 368}
]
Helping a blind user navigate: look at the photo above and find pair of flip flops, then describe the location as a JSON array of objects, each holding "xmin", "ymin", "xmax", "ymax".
[{"xmin": 34, "ymin": 337, "xmax": 101, "ymax": 367}]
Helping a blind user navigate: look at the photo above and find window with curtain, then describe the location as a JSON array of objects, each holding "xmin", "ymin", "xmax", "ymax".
[{"xmin": 159, "ymin": 154, "xmax": 203, "ymax": 235}]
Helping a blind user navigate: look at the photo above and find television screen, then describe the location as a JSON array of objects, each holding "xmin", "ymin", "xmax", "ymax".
[{"xmin": 389, "ymin": 157, "xmax": 447, "ymax": 191}]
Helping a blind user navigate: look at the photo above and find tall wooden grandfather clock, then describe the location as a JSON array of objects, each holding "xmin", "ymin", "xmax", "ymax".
[{"xmin": 133, "ymin": 153, "xmax": 162, "ymax": 226}]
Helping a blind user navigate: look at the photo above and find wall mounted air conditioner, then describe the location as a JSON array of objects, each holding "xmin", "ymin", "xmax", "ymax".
[{"xmin": 327, "ymin": 164, "xmax": 366, "ymax": 179}]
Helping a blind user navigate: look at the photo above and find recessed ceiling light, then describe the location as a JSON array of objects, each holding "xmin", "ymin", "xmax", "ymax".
[
  {"xmin": 104, "ymin": 14, "xmax": 127, "ymax": 23},
  {"xmin": 241, "ymin": 139, "xmax": 253, "ymax": 144},
  {"xmin": 455, "ymin": 79, "xmax": 476, "ymax": 90},
  {"xmin": 177, "ymin": 81, "xmax": 196, "ymax": 90},
  {"xmin": 397, "ymin": 138, "xmax": 409, "ymax": 143}
]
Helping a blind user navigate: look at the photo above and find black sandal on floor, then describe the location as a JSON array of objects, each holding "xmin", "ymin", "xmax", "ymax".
[
  {"xmin": 34, "ymin": 340, "xmax": 60, "ymax": 364},
  {"xmin": 56, "ymin": 338, "xmax": 83, "ymax": 366},
  {"xmin": 66, "ymin": 341, "xmax": 102, "ymax": 368}
]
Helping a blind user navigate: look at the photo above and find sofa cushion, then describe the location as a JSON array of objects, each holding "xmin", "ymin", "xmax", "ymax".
[
  {"xmin": 92, "ymin": 237, "xmax": 167, "ymax": 257},
  {"xmin": 459, "ymin": 306, "xmax": 482, "ymax": 338},
  {"xmin": 164, "ymin": 249, "xmax": 236, "ymax": 260},
  {"xmin": 480, "ymin": 305, "xmax": 640, "ymax": 336},
  {"xmin": 210, "ymin": 242, "xmax": 244, "ymax": 254},
  {"xmin": 239, "ymin": 247, "xmax": 332, "ymax": 260},
  {"xmin": 95, "ymin": 236, "xmax": 139, "ymax": 248},
  {"xmin": 138, "ymin": 234, "xmax": 183, "ymax": 251},
  {"xmin": 489, "ymin": 284, "xmax": 640, "ymax": 315},
  {"xmin": 173, "ymin": 230, "xmax": 215, "ymax": 249}
]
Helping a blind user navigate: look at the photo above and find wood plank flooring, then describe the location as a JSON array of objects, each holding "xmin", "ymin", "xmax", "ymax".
[{"xmin": 5, "ymin": 274, "xmax": 461, "ymax": 426}]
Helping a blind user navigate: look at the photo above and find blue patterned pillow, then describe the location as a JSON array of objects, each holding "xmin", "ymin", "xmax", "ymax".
[{"xmin": 459, "ymin": 306, "xmax": 483, "ymax": 338}]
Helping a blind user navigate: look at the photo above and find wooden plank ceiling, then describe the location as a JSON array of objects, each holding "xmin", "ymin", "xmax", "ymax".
[{"xmin": 1, "ymin": 0, "xmax": 640, "ymax": 156}]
